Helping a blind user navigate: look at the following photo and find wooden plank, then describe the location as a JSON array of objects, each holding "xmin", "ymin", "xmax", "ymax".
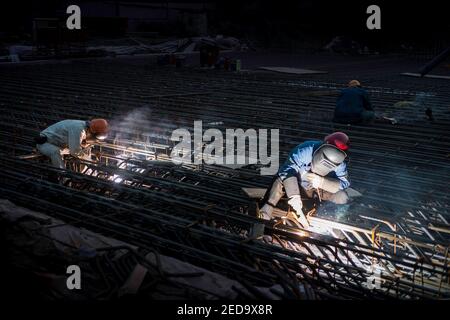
[
  {"xmin": 242, "ymin": 187, "xmax": 267, "ymax": 199},
  {"xmin": 259, "ymin": 66, "xmax": 328, "ymax": 75},
  {"xmin": 401, "ymin": 72, "xmax": 450, "ymax": 80}
]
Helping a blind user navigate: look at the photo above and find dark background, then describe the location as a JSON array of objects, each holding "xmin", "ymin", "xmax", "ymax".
[{"xmin": 1, "ymin": 1, "xmax": 449, "ymax": 53}]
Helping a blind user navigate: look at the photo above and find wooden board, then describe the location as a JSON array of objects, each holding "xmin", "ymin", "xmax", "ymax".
[
  {"xmin": 259, "ymin": 67, "xmax": 328, "ymax": 75},
  {"xmin": 346, "ymin": 187, "xmax": 363, "ymax": 198},
  {"xmin": 242, "ymin": 187, "xmax": 267, "ymax": 199},
  {"xmin": 401, "ymin": 72, "xmax": 450, "ymax": 80}
]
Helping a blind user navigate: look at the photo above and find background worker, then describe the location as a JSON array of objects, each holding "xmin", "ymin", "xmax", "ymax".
[
  {"xmin": 35, "ymin": 119, "xmax": 109, "ymax": 169},
  {"xmin": 259, "ymin": 132, "xmax": 351, "ymax": 227},
  {"xmin": 333, "ymin": 80, "xmax": 375, "ymax": 124}
]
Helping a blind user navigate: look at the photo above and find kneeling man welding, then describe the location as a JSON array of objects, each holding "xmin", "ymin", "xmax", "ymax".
[
  {"xmin": 260, "ymin": 132, "xmax": 350, "ymax": 227},
  {"xmin": 35, "ymin": 119, "xmax": 109, "ymax": 169}
]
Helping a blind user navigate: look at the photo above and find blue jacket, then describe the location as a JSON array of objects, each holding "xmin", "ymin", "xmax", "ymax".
[
  {"xmin": 278, "ymin": 141, "xmax": 350, "ymax": 190},
  {"xmin": 334, "ymin": 87, "xmax": 373, "ymax": 121}
]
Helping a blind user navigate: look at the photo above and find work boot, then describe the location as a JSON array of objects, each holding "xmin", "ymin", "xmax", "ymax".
[
  {"xmin": 249, "ymin": 223, "xmax": 265, "ymax": 239},
  {"xmin": 60, "ymin": 176, "xmax": 71, "ymax": 186},
  {"xmin": 47, "ymin": 172, "xmax": 59, "ymax": 184}
]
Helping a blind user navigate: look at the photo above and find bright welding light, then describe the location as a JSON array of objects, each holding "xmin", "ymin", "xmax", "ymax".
[
  {"xmin": 292, "ymin": 230, "xmax": 308, "ymax": 237},
  {"xmin": 112, "ymin": 174, "xmax": 123, "ymax": 183},
  {"xmin": 306, "ymin": 224, "xmax": 331, "ymax": 236}
]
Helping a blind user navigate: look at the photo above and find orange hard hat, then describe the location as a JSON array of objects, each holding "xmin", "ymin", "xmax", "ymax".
[
  {"xmin": 89, "ymin": 118, "xmax": 109, "ymax": 139},
  {"xmin": 324, "ymin": 132, "xmax": 349, "ymax": 151}
]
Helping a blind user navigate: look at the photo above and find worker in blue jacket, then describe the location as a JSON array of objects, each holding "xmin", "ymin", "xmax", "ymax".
[
  {"xmin": 334, "ymin": 80, "xmax": 374, "ymax": 124},
  {"xmin": 260, "ymin": 132, "xmax": 350, "ymax": 227}
]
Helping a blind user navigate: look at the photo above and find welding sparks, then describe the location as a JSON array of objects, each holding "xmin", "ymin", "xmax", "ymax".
[{"xmin": 306, "ymin": 222, "xmax": 334, "ymax": 235}]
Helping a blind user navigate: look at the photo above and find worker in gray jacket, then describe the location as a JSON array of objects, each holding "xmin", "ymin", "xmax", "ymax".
[{"xmin": 35, "ymin": 119, "xmax": 109, "ymax": 169}]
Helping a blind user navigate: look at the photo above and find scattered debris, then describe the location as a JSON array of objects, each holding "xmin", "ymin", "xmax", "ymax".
[
  {"xmin": 1, "ymin": 36, "xmax": 244, "ymax": 63},
  {"xmin": 324, "ymin": 36, "xmax": 377, "ymax": 55},
  {"xmin": 87, "ymin": 36, "xmax": 243, "ymax": 56},
  {"xmin": 0, "ymin": 199, "xmax": 294, "ymax": 300}
]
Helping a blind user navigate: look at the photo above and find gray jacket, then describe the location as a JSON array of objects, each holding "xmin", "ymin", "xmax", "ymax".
[{"xmin": 41, "ymin": 120, "xmax": 88, "ymax": 157}]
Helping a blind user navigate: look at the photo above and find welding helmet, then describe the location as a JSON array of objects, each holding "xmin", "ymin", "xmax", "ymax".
[
  {"xmin": 324, "ymin": 132, "xmax": 349, "ymax": 151},
  {"xmin": 311, "ymin": 144, "xmax": 347, "ymax": 176},
  {"xmin": 89, "ymin": 118, "xmax": 109, "ymax": 140}
]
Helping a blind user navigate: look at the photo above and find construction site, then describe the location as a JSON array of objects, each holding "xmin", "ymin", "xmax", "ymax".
[{"xmin": 0, "ymin": 0, "xmax": 449, "ymax": 304}]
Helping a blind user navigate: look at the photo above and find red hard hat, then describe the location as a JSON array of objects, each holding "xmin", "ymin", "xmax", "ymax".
[
  {"xmin": 324, "ymin": 132, "xmax": 349, "ymax": 151},
  {"xmin": 89, "ymin": 118, "xmax": 109, "ymax": 139}
]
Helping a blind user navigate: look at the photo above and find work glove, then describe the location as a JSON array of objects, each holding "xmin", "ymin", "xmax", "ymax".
[
  {"xmin": 305, "ymin": 172, "xmax": 324, "ymax": 189},
  {"xmin": 288, "ymin": 194, "xmax": 302, "ymax": 212},
  {"xmin": 259, "ymin": 204, "xmax": 273, "ymax": 220},
  {"xmin": 288, "ymin": 195, "xmax": 309, "ymax": 227},
  {"xmin": 306, "ymin": 172, "xmax": 341, "ymax": 193}
]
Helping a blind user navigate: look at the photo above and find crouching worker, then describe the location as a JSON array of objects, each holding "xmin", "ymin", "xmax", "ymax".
[
  {"xmin": 334, "ymin": 80, "xmax": 374, "ymax": 124},
  {"xmin": 259, "ymin": 132, "xmax": 350, "ymax": 228},
  {"xmin": 35, "ymin": 119, "xmax": 109, "ymax": 169}
]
